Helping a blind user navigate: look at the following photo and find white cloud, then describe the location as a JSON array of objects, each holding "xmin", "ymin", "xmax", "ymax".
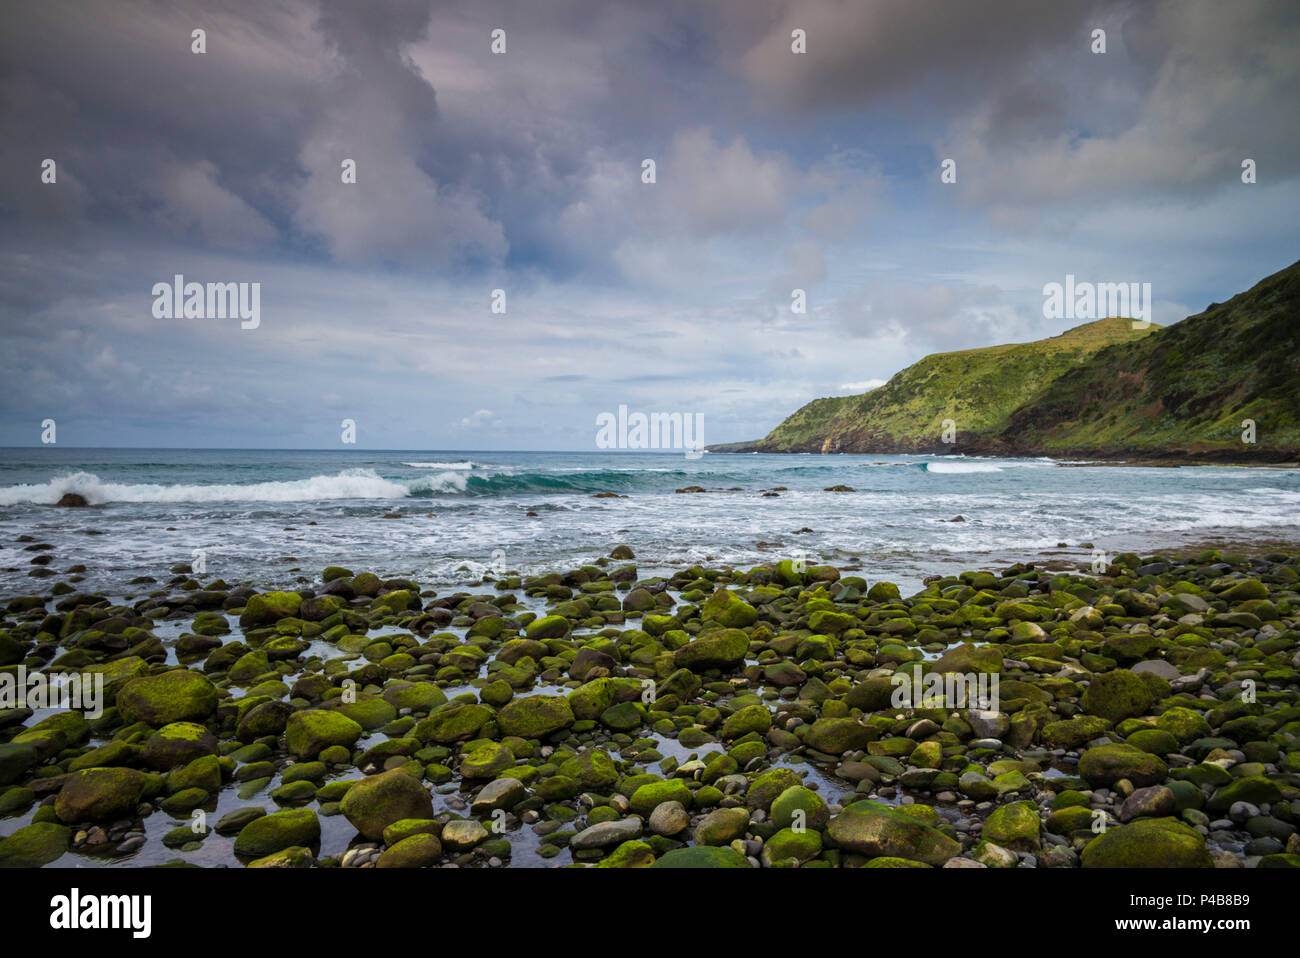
[
  {"xmin": 838, "ymin": 379, "xmax": 886, "ymax": 392},
  {"xmin": 458, "ymin": 409, "xmax": 501, "ymax": 429}
]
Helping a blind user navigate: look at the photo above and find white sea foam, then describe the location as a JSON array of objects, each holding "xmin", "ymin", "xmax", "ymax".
[
  {"xmin": 0, "ymin": 469, "xmax": 419, "ymax": 505},
  {"xmin": 924, "ymin": 461, "xmax": 1003, "ymax": 474},
  {"xmin": 403, "ymin": 461, "xmax": 476, "ymax": 470}
]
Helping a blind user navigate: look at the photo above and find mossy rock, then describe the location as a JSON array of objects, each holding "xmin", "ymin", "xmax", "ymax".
[
  {"xmin": 246, "ymin": 846, "xmax": 314, "ymax": 868},
  {"xmin": 54, "ymin": 767, "xmax": 147, "ymax": 824},
  {"xmin": 804, "ymin": 717, "xmax": 874, "ymax": 755},
  {"xmin": 1207, "ymin": 776, "xmax": 1283, "ymax": 813},
  {"xmin": 763, "ymin": 826, "xmax": 822, "ymax": 865},
  {"xmin": 0, "ymin": 821, "xmax": 71, "ymax": 867},
  {"xmin": 371, "ymin": 589, "xmax": 416, "ymax": 614},
  {"xmin": 601, "ymin": 701, "xmax": 644, "ymax": 732},
  {"xmin": 1077, "ymin": 743, "xmax": 1168, "ymax": 788},
  {"xmin": 117, "ymin": 669, "xmax": 218, "ymax": 726},
  {"xmin": 415, "ymin": 704, "xmax": 494, "ymax": 743},
  {"xmin": 1040, "ymin": 715, "xmax": 1112, "ymax": 749},
  {"xmin": 1080, "ymin": 817, "xmax": 1212, "ymax": 868},
  {"xmin": 525, "ymin": 615, "xmax": 570, "ymax": 640},
  {"xmin": 701, "ymin": 587, "xmax": 758, "ymax": 628},
  {"xmin": 238, "ymin": 591, "xmax": 303, "ymax": 628},
  {"xmin": 982, "ymin": 800, "xmax": 1041, "ymax": 850},
  {"xmin": 650, "ymin": 845, "xmax": 752, "ymax": 868},
  {"xmin": 931, "ymin": 643, "xmax": 1002, "ymax": 675},
  {"xmin": 1156, "ymin": 707, "xmax": 1212, "ymax": 743},
  {"xmin": 327, "ymin": 695, "xmax": 398, "ymax": 731},
  {"xmin": 629, "ymin": 779, "xmax": 692, "ymax": 816},
  {"xmin": 1218, "ymin": 579, "xmax": 1269, "ymax": 602},
  {"xmin": 568, "ymin": 677, "xmax": 643, "ymax": 721},
  {"xmin": 1081, "ymin": 670, "xmax": 1155, "ymax": 723},
  {"xmin": 286, "ymin": 709, "xmax": 363, "ymax": 760},
  {"xmin": 808, "ymin": 610, "xmax": 856, "ymax": 635},
  {"xmin": 376, "ymin": 833, "xmax": 443, "ymax": 868},
  {"xmin": 747, "ymin": 767, "xmax": 803, "ymax": 810},
  {"xmin": 693, "ymin": 807, "xmax": 750, "ymax": 845},
  {"xmin": 141, "ymin": 722, "xmax": 220, "ymax": 770},
  {"xmin": 215, "ymin": 807, "xmax": 266, "ymax": 836},
  {"xmin": 233, "ymin": 808, "xmax": 320, "ymax": 859},
  {"xmin": 160, "ymin": 787, "xmax": 209, "ymax": 814},
  {"xmin": 674, "ymin": 629, "xmax": 750, "ymax": 672},
  {"xmin": 78, "ymin": 656, "xmax": 151, "ymax": 702},
  {"xmin": 595, "ymin": 839, "xmax": 656, "ymax": 868},
  {"xmin": 236, "ymin": 700, "xmax": 293, "ymax": 740},
  {"xmin": 382, "ymin": 818, "xmax": 442, "ymax": 845},
  {"xmin": 382, "ymin": 681, "xmax": 448, "ymax": 713},
  {"xmin": 459, "ymin": 742, "xmax": 515, "ymax": 779},
  {"xmin": 863, "ymin": 856, "xmax": 931, "ymax": 868},
  {"xmin": 827, "ymin": 800, "xmax": 961, "ymax": 866},
  {"xmin": 867, "ymin": 582, "xmax": 901, "ymax": 603},
  {"xmin": 559, "ymin": 749, "xmax": 619, "ymax": 789},
  {"xmin": 496, "ymin": 696, "xmax": 574, "ymax": 739},
  {"xmin": 228, "ymin": 649, "xmax": 271, "ymax": 684},
  {"xmin": 1047, "ymin": 805, "xmax": 1096, "ymax": 835},
  {"xmin": 721, "ymin": 704, "xmax": 771, "ymax": 740},
  {"xmin": 844, "ymin": 677, "xmax": 897, "ymax": 712},
  {"xmin": 1126, "ymin": 728, "xmax": 1180, "ymax": 756},
  {"xmin": 770, "ymin": 785, "xmax": 830, "ymax": 831},
  {"xmin": 166, "ymin": 754, "xmax": 223, "ymax": 795},
  {"xmin": 339, "ymin": 769, "xmax": 433, "ymax": 841},
  {"xmin": 0, "ymin": 742, "xmax": 39, "ymax": 787}
]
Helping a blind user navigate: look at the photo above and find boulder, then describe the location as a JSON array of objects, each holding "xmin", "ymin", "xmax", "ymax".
[
  {"xmin": 827, "ymin": 800, "xmax": 961, "ymax": 866},
  {"xmin": 673, "ymin": 629, "xmax": 750, "ymax": 672},
  {"xmin": 1081, "ymin": 817, "xmax": 1212, "ymax": 868},
  {"xmin": 1077, "ymin": 743, "xmax": 1168, "ymax": 788},
  {"xmin": 339, "ymin": 769, "xmax": 433, "ymax": 841},
  {"xmin": 496, "ymin": 695, "xmax": 573, "ymax": 739},
  {"xmin": 286, "ymin": 709, "xmax": 363, "ymax": 760},
  {"xmin": 54, "ymin": 768, "xmax": 148, "ymax": 824},
  {"xmin": 116, "ymin": 669, "xmax": 218, "ymax": 726},
  {"xmin": 233, "ymin": 808, "xmax": 321, "ymax": 859}
]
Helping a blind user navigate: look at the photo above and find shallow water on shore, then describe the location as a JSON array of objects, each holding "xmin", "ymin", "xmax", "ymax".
[{"xmin": 2, "ymin": 448, "xmax": 1298, "ymax": 599}]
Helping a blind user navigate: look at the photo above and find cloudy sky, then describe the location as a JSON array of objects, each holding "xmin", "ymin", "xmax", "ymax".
[{"xmin": 1, "ymin": 0, "xmax": 1297, "ymax": 449}]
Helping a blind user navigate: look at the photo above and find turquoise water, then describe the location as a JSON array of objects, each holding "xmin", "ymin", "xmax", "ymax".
[{"xmin": 1, "ymin": 448, "xmax": 1297, "ymax": 596}]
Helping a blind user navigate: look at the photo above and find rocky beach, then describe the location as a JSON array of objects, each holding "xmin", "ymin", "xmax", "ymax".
[{"xmin": 3, "ymin": 542, "xmax": 1298, "ymax": 870}]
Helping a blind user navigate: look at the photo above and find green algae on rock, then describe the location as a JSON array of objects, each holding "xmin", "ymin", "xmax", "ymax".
[{"xmin": 1, "ymin": 546, "xmax": 1298, "ymax": 872}]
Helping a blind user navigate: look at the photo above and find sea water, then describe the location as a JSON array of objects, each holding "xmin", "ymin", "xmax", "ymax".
[{"xmin": 1, "ymin": 447, "xmax": 1297, "ymax": 598}]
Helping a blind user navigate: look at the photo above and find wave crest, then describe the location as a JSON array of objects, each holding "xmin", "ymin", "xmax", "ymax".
[{"xmin": 0, "ymin": 469, "xmax": 415, "ymax": 505}]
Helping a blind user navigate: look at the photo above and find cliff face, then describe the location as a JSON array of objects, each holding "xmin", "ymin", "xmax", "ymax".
[{"xmin": 713, "ymin": 260, "xmax": 1300, "ymax": 462}]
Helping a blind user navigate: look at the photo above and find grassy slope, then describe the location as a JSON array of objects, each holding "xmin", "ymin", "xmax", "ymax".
[
  {"xmin": 719, "ymin": 260, "xmax": 1300, "ymax": 460},
  {"xmin": 982, "ymin": 259, "xmax": 1300, "ymax": 459},
  {"xmin": 738, "ymin": 317, "xmax": 1158, "ymax": 453}
]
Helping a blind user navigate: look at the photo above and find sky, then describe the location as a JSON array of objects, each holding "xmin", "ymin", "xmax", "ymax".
[{"xmin": 1, "ymin": 0, "xmax": 1297, "ymax": 449}]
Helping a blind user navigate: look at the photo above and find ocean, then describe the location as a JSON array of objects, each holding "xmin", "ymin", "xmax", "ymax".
[{"xmin": 2, "ymin": 448, "xmax": 1298, "ymax": 598}]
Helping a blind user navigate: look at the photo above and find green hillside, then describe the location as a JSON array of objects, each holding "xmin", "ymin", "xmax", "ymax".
[
  {"xmin": 720, "ymin": 317, "xmax": 1159, "ymax": 453},
  {"xmin": 988, "ymin": 260, "xmax": 1300, "ymax": 459},
  {"xmin": 714, "ymin": 260, "xmax": 1300, "ymax": 461}
]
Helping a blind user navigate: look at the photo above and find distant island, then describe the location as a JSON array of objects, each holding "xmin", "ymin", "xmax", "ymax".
[{"xmin": 711, "ymin": 260, "xmax": 1300, "ymax": 463}]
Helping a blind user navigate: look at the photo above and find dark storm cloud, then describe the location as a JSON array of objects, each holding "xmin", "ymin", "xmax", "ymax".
[
  {"xmin": 0, "ymin": 0, "xmax": 1296, "ymax": 447},
  {"xmin": 723, "ymin": 0, "xmax": 1114, "ymax": 111}
]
